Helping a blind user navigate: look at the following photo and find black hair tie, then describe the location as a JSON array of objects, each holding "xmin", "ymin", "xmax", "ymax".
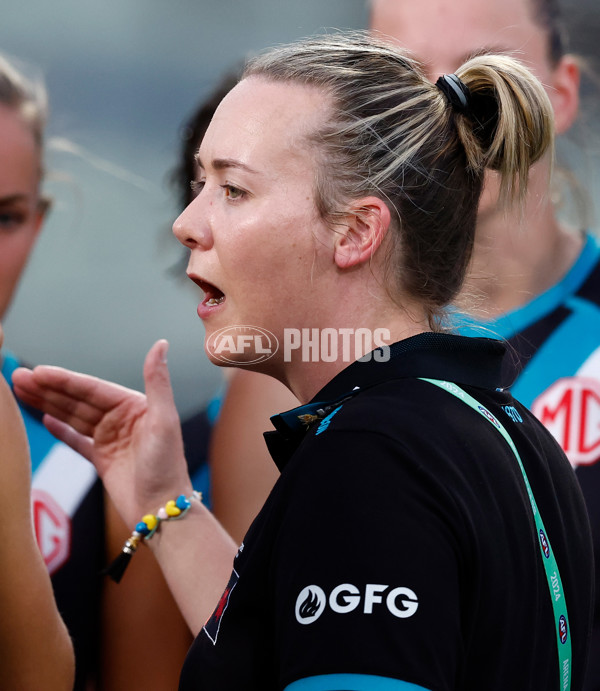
[{"xmin": 435, "ymin": 74, "xmax": 471, "ymax": 114}]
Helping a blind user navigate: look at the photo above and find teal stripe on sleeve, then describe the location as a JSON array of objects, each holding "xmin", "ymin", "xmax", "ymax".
[{"xmin": 284, "ymin": 674, "xmax": 431, "ymax": 691}]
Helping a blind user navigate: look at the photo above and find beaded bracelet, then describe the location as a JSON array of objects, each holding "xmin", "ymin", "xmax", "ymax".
[{"xmin": 105, "ymin": 491, "xmax": 202, "ymax": 583}]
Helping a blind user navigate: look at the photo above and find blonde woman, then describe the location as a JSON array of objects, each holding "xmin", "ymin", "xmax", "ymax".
[
  {"xmin": 14, "ymin": 34, "xmax": 592, "ymax": 691},
  {"xmin": 0, "ymin": 52, "xmax": 191, "ymax": 689}
]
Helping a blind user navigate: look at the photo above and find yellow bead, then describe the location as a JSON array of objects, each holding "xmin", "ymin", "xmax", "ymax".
[
  {"xmin": 165, "ymin": 500, "xmax": 181, "ymax": 517},
  {"xmin": 142, "ymin": 514, "xmax": 158, "ymax": 531}
]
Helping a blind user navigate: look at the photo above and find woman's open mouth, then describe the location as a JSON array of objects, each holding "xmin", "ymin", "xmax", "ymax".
[
  {"xmin": 189, "ymin": 276, "xmax": 226, "ymax": 318},
  {"xmin": 200, "ymin": 280, "xmax": 225, "ymax": 306},
  {"xmin": 205, "ymin": 292, "xmax": 225, "ymax": 307}
]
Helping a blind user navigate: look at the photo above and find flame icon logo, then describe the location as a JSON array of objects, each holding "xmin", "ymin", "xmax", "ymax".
[
  {"xmin": 299, "ymin": 590, "xmax": 320, "ymax": 618},
  {"xmin": 295, "ymin": 585, "xmax": 326, "ymax": 624}
]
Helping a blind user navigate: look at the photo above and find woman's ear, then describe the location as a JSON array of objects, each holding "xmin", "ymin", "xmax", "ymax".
[
  {"xmin": 548, "ymin": 54, "xmax": 580, "ymax": 135},
  {"xmin": 333, "ymin": 196, "xmax": 391, "ymax": 270}
]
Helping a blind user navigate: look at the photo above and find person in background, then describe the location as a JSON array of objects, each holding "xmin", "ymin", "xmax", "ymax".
[
  {"xmin": 0, "ymin": 51, "xmax": 191, "ymax": 689},
  {"xmin": 0, "ymin": 319, "xmax": 74, "ymax": 689},
  {"xmin": 369, "ymin": 1, "xmax": 600, "ymax": 688},
  {"xmin": 13, "ymin": 32, "xmax": 593, "ymax": 690}
]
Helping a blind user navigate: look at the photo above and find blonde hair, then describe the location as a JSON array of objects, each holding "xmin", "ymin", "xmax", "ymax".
[
  {"xmin": 0, "ymin": 53, "xmax": 47, "ymax": 150},
  {"xmin": 244, "ymin": 32, "xmax": 553, "ymax": 326}
]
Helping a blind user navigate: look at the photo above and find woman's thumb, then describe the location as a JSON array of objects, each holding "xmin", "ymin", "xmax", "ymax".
[{"xmin": 144, "ymin": 339, "xmax": 176, "ymax": 410}]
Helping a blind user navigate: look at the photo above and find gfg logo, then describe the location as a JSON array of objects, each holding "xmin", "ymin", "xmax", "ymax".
[
  {"xmin": 206, "ymin": 325, "xmax": 278, "ymax": 365},
  {"xmin": 295, "ymin": 583, "xmax": 419, "ymax": 625}
]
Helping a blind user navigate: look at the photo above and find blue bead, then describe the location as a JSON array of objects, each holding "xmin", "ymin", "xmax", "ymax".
[
  {"xmin": 135, "ymin": 521, "xmax": 150, "ymax": 536},
  {"xmin": 176, "ymin": 495, "xmax": 191, "ymax": 510}
]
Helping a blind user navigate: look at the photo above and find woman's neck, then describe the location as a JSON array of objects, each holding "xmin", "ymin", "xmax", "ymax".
[
  {"xmin": 459, "ymin": 195, "xmax": 584, "ymax": 320},
  {"xmin": 271, "ymin": 294, "xmax": 430, "ymax": 404}
]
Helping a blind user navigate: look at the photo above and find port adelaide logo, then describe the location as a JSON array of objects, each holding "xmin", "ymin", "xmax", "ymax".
[{"xmin": 295, "ymin": 583, "xmax": 419, "ymax": 625}]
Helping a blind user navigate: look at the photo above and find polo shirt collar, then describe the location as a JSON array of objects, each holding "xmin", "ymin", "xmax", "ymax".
[{"xmin": 265, "ymin": 333, "xmax": 506, "ymax": 471}]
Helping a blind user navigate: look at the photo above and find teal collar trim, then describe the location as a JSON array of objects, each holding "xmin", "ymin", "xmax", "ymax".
[{"xmin": 457, "ymin": 232, "xmax": 600, "ymax": 340}]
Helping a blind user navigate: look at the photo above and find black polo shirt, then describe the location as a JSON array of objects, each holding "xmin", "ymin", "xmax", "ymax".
[{"xmin": 179, "ymin": 333, "xmax": 593, "ymax": 691}]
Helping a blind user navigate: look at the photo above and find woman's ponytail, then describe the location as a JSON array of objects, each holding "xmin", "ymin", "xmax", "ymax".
[{"xmin": 454, "ymin": 54, "xmax": 554, "ymax": 205}]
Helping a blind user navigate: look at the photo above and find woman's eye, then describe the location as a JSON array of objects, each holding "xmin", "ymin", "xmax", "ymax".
[
  {"xmin": 0, "ymin": 211, "xmax": 26, "ymax": 231},
  {"xmin": 223, "ymin": 185, "xmax": 245, "ymax": 201}
]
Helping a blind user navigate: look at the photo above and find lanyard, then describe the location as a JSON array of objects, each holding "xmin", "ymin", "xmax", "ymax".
[{"xmin": 421, "ymin": 378, "xmax": 571, "ymax": 691}]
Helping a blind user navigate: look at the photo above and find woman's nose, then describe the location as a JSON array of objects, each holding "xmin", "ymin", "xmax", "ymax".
[{"xmin": 172, "ymin": 198, "xmax": 213, "ymax": 250}]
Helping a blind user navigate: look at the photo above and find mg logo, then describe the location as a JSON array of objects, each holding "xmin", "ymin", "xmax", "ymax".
[
  {"xmin": 31, "ymin": 489, "xmax": 71, "ymax": 575},
  {"xmin": 532, "ymin": 377, "xmax": 600, "ymax": 467}
]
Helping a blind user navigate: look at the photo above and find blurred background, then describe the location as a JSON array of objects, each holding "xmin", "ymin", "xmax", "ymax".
[{"xmin": 1, "ymin": 0, "xmax": 598, "ymax": 416}]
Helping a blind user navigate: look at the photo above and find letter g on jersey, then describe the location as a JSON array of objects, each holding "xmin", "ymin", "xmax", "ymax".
[{"xmin": 295, "ymin": 583, "xmax": 419, "ymax": 624}]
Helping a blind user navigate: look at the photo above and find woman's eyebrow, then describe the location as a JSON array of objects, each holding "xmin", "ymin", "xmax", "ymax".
[
  {"xmin": 0, "ymin": 193, "xmax": 28, "ymax": 205},
  {"xmin": 195, "ymin": 154, "xmax": 259, "ymax": 175}
]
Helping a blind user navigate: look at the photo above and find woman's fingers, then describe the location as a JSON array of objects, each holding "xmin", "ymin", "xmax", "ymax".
[
  {"xmin": 13, "ymin": 365, "xmax": 136, "ymax": 413},
  {"xmin": 13, "ymin": 377, "xmax": 106, "ymax": 437},
  {"xmin": 43, "ymin": 415, "xmax": 95, "ymax": 463},
  {"xmin": 11, "ymin": 344, "xmax": 178, "ymax": 479},
  {"xmin": 13, "ymin": 365, "xmax": 147, "ymax": 433},
  {"xmin": 15, "ymin": 384, "xmax": 103, "ymax": 429}
]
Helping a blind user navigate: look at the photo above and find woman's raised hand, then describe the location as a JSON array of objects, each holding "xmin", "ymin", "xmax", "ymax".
[{"xmin": 12, "ymin": 340, "xmax": 192, "ymax": 527}]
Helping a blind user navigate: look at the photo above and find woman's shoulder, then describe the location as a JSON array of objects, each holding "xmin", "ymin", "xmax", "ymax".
[
  {"xmin": 308, "ymin": 376, "xmax": 458, "ymax": 437},
  {"xmin": 290, "ymin": 377, "xmax": 469, "ymax": 477},
  {"xmin": 0, "ymin": 373, "xmax": 31, "ymax": 507}
]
